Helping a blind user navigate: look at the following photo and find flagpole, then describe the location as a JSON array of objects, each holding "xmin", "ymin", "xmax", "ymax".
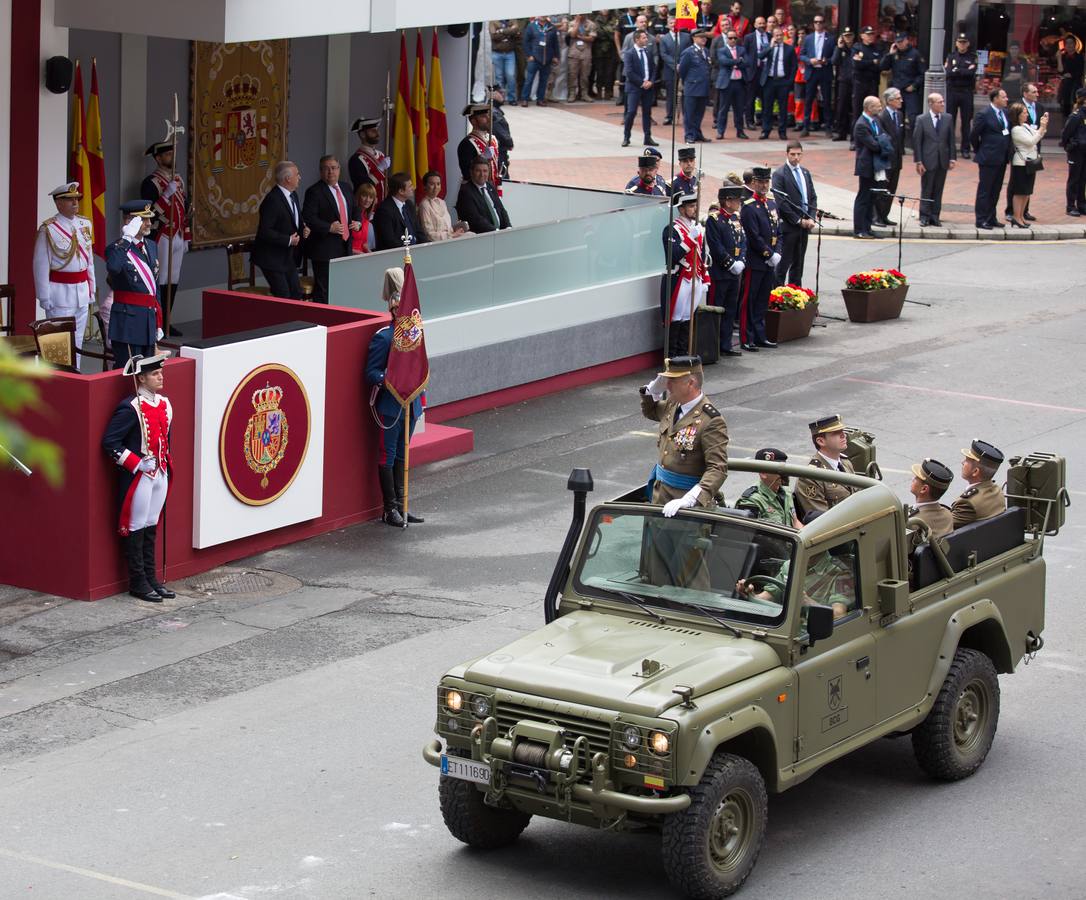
[
  {"xmin": 663, "ymin": 18, "xmax": 683, "ymax": 367},
  {"xmin": 163, "ymin": 92, "xmax": 184, "ymax": 339},
  {"xmin": 383, "ymin": 71, "xmax": 392, "ymax": 157},
  {"xmin": 400, "ymin": 237, "xmax": 413, "ymax": 529}
]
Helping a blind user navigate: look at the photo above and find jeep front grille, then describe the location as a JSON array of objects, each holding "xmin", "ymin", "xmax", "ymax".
[{"xmin": 494, "ymin": 701, "xmax": 613, "ymax": 761}]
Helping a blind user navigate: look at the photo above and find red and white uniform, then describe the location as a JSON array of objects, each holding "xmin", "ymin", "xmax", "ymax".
[
  {"xmin": 32, "ymin": 213, "xmax": 96, "ymax": 354},
  {"xmin": 354, "ymin": 145, "xmax": 391, "ymax": 204},
  {"xmin": 112, "ymin": 389, "xmax": 172, "ymax": 535},
  {"xmin": 148, "ymin": 167, "xmax": 190, "ymax": 284},
  {"xmin": 668, "ymin": 216, "xmax": 709, "ymax": 322},
  {"xmin": 467, "ymin": 131, "xmax": 501, "ymax": 189}
]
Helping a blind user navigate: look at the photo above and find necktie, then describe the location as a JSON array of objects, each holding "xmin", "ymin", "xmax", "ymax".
[
  {"xmin": 639, "ymin": 49, "xmax": 648, "ymax": 80},
  {"xmin": 290, "ymin": 192, "xmax": 300, "ymax": 228},
  {"xmin": 673, "ymin": 405, "xmax": 682, "ymax": 427},
  {"xmin": 481, "ymin": 185, "xmax": 500, "ymax": 228},
  {"xmin": 333, "ymin": 184, "xmax": 348, "ymax": 231},
  {"xmin": 891, "ymin": 110, "xmax": 897, "ymax": 127},
  {"xmin": 773, "ymin": 46, "xmax": 780, "ymax": 76},
  {"xmin": 934, "ymin": 112, "xmax": 940, "ymax": 128},
  {"xmin": 870, "ymin": 116, "xmax": 879, "ymax": 135},
  {"xmin": 793, "ymin": 166, "xmax": 807, "ymax": 214}
]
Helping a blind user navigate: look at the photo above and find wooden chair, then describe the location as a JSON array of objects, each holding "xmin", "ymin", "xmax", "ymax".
[
  {"xmin": 0, "ymin": 284, "xmax": 14, "ymax": 336},
  {"xmin": 225, "ymin": 240, "xmax": 269, "ymax": 294},
  {"xmin": 30, "ymin": 317, "xmax": 79, "ymax": 372},
  {"xmin": 78, "ymin": 309, "xmax": 114, "ymax": 372}
]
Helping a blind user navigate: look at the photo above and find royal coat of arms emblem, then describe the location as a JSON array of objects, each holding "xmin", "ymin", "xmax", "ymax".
[
  {"xmin": 243, "ymin": 383, "xmax": 289, "ymax": 488},
  {"xmin": 392, "ymin": 309, "xmax": 424, "ymax": 352}
]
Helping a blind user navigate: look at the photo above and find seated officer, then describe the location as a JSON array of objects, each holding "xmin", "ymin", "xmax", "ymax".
[
  {"xmin": 907, "ymin": 458, "xmax": 954, "ymax": 540},
  {"xmin": 736, "ymin": 448, "xmax": 802, "ymax": 528},
  {"xmin": 794, "ymin": 414, "xmax": 857, "ymax": 518},
  {"xmin": 737, "ymin": 542, "xmax": 855, "ymax": 619},
  {"xmin": 951, "ymin": 440, "xmax": 1006, "ymax": 529}
]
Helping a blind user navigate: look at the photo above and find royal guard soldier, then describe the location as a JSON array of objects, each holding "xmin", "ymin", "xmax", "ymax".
[
  {"xmin": 671, "ymin": 146, "xmax": 700, "ymax": 196},
  {"xmin": 365, "ymin": 268, "xmax": 424, "ymax": 528},
  {"xmin": 794, "ymin": 414, "xmax": 858, "ymax": 518},
  {"xmin": 101, "ymin": 352, "xmax": 175, "ymax": 603},
  {"xmin": 643, "ymin": 146, "xmax": 671, "ymax": 193},
  {"xmin": 457, "ymin": 103, "xmax": 501, "ymax": 190},
  {"xmin": 738, "ymin": 164, "xmax": 780, "ymax": 350},
  {"xmin": 704, "ymin": 184, "xmax": 746, "ymax": 357},
  {"xmin": 348, "ymin": 116, "xmax": 391, "ymax": 202},
  {"xmin": 661, "ymin": 191, "xmax": 709, "ymax": 358},
  {"xmin": 32, "ymin": 181, "xmax": 96, "ymax": 363},
  {"xmin": 140, "ymin": 141, "xmax": 190, "ymax": 336},
  {"xmin": 627, "ymin": 152, "xmax": 669, "ymax": 196},
  {"xmin": 106, "ymin": 200, "xmax": 161, "ymax": 372}
]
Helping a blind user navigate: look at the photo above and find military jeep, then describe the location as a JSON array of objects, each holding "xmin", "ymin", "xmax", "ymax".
[{"xmin": 423, "ymin": 458, "xmax": 1059, "ymax": 898}]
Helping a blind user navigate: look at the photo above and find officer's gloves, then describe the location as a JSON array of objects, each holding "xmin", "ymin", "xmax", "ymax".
[
  {"xmin": 122, "ymin": 217, "xmax": 142, "ymax": 241},
  {"xmin": 729, "ymin": 260, "xmax": 746, "ymax": 275},
  {"xmin": 645, "ymin": 375, "xmax": 667, "ymax": 401},
  {"xmin": 663, "ymin": 484, "xmax": 701, "ymax": 517},
  {"xmin": 768, "ymin": 252, "xmax": 782, "ymax": 268},
  {"xmin": 156, "ymin": 327, "xmax": 164, "ymax": 341},
  {"xmin": 137, "ymin": 456, "xmax": 158, "ymax": 474}
]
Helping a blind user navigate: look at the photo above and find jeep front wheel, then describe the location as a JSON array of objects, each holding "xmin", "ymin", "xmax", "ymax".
[
  {"xmin": 438, "ymin": 764, "xmax": 530, "ymax": 849},
  {"xmin": 661, "ymin": 753, "xmax": 767, "ymax": 899},
  {"xmin": 912, "ymin": 647, "xmax": 1000, "ymax": 781}
]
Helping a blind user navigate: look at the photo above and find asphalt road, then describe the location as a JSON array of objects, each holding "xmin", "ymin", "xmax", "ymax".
[{"xmin": 1, "ymin": 237, "xmax": 1085, "ymax": 900}]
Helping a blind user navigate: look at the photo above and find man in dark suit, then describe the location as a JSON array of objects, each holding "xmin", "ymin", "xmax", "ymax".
[
  {"xmin": 301, "ymin": 155, "xmax": 360, "ymax": 304},
  {"xmin": 373, "ymin": 172, "xmax": 429, "ymax": 251},
  {"xmin": 874, "ymin": 88, "xmax": 906, "ymax": 227},
  {"xmin": 799, "ymin": 15, "xmax": 834, "ymax": 136},
  {"xmin": 714, "ymin": 28, "xmax": 748, "ymax": 138},
  {"xmin": 742, "ymin": 16, "xmax": 770, "ymax": 129},
  {"xmin": 971, "ymin": 88, "xmax": 1011, "ymax": 229},
  {"xmin": 622, "ymin": 30, "xmax": 658, "ymax": 147},
  {"xmin": 658, "ymin": 21, "xmax": 690, "ymax": 125},
  {"xmin": 759, "ymin": 28, "xmax": 796, "ymax": 140},
  {"xmin": 852, "ymin": 95, "xmax": 885, "ymax": 239},
  {"xmin": 1004, "ymin": 81, "xmax": 1044, "ymax": 220},
  {"xmin": 252, "ymin": 160, "xmax": 310, "ymax": 299},
  {"xmin": 770, "ymin": 141, "xmax": 816, "ymax": 286},
  {"xmin": 913, "ymin": 92, "xmax": 957, "ymax": 226},
  {"xmin": 455, "ymin": 157, "xmax": 512, "ymax": 233},
  {"xmin": 679, "ymin": 30, "xmax": 713, "ymax": 143}
]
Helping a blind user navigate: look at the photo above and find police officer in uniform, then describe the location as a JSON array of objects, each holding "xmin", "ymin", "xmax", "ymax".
[
  {"xmin": 32, "ymin": 182, "xmax": 96, "ymax": 364},
  {"xmin": 881, "ymin": 32, "xmax": 925, "ymax": 134},
  {"xmin": 945, "ymin": 33, "xmax": 979, "ymax": 158},
  {"xmin": 704, "ymin": 184, "xmax": 746, "ymax": 357},
  {"xmin": 627, "ymin": 153, "xmax": 669, "ymax": 196},
  {"xmin": 639, "ymin": 355, "xmax": 729, "ymax": 515},
  {"xmin": 951, "ymin": 440, "xmax": 1006, "ymax": 528},
  {"xmin": 348, "ymin": 116, "xmax": 391, "ymax": 201},
  {"xmin": 141, "ymin": 141, "xmax": 189, "ymax": 336},
  {"xmin": 671, "ymin": 146, "xmax": 699, "ymax": 196},
  {"xmin": 795, "ymin": 414, "xmax": 858, "ymax": 518},
  {"xmin": 737, "ymin": 448, "xmax": 802, "ymax": 527},
  {"xmin": 106, "ymin": 201, "xmax": 161, "ymax": 372},
  {"xmin": 738, "ymin": 165, "xmax": 780, "ymax": 351},
  {"xmin": 851, "ymin": 27, "xmax": 884, "ymax": 148},
  {"xmin": 907, "ymin": 458, "xmax": 954, "ymax": 540},
  {"xmin": 831, "ymin": 28, "xmax": 855, "ymax": 141}
]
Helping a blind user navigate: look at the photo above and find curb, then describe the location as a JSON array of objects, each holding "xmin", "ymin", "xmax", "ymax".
[{"xmin": 817, "ymin": 222, "xmax": 1086, "ymax": 241}]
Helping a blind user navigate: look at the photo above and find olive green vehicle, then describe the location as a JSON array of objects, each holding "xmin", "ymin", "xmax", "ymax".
[{"xmin": 423, "ymin": 457, "xmax": 1062, "ymax": 898}]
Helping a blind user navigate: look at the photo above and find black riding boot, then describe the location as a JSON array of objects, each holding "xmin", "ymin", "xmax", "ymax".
[
  {"xmin": 141, "ymin": 524, "xmax": 176, "ymax": 598},
  {"xmin": 379, "ymin": 466, "xmax": 405, "ymax": 527},
  {"xmin": 394, "ymin": 459, "xmax": 424, "ymax": 524},
  {"xmin": 125, "ymin": 529, "xmax": 162, "ymax": 602}
]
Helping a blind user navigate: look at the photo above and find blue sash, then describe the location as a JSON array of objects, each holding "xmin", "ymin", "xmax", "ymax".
[{"xmin": 646, "ymin": 463, "xmax": 700, "ymax": 500}]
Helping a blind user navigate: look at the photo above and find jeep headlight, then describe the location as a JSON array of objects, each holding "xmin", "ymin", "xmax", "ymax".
[
  {"xmin": 445, "ymin": 690, "xmax": 463, "ymax": 713},
  {"xmin": 622, "ymin": 725, "xmax": 642, "ymax": 748},
  {"xmin": 470, "ymin": 695, "xmax": 491, "ymax": 718},
  {"xmin": 649, "ymin": 731, "xmax": 670, "ymax": 755}
]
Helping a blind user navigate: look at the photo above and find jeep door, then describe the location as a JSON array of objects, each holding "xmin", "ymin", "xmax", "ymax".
[{"xmin": 791, "ymin": 539, "xmax": 878, "ymax": 762}]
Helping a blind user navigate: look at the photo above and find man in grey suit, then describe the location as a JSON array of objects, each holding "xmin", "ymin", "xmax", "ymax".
[{"xmin": 913, "ymin": 92, "xmax": 957, "ymax": 226}]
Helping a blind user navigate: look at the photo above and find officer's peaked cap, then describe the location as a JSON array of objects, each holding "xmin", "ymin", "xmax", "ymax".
[
  {"xmin": 809, "ymin": 414, "xmax": 846, "ymax": 436},
  {"xmin": 659, "ymin": 355, "xmax": 703, "ymax": 378},
  {"xmin": 751, "ymin": 165, "xmax": 772, "ymax": 180},
  {"xmin": 120, "ymin": 199, "xmax": 154, "ymax": 217},
  {"xmin": 677, "ymin": 146, "xmax": 697, "ymax": 160},
  {"xmin": 50, "ymin": 181, "xmax": 82, "ymax": 199}
]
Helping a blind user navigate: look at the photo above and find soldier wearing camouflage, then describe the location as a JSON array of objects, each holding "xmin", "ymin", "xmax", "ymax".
[
  {"xmin": 952, "ymin": 440, "xmax": 1006, "ymax": 528},
  {"xmin": 795, "ymin": 415, "xmax": 857, "ymax": 517},
  {"xmin": 736, "ymin": 447, "xmax": 801, "ymax": 527}
]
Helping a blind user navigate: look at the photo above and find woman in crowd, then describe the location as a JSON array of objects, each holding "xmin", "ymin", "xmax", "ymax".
[
  {"xmin": 1008, "ymin": 101, "xmax": 1049, "ymax": 228},
  {"xmin": 351, "ymin": 182, "xmax": 377, "ymax": 253},
  {"xmin": 417, "ymin": 171, "xmax": 468, "ymax": 242}
]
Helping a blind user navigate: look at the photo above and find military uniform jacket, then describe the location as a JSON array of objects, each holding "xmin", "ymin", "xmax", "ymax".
[
  {"xmin": 951, "ymin": 480, "xmax": 1005, "ymax": 529},
  {"xmin": 678, "ymin": 44, "xmax": 712, "ymax": 97},
  {"xmin": 704, "ymin": 210, "xmax": 745, "ymax": 281},
  {"xmin": 641, "ymin": 393, "xmax": 729, "ymax": 506},
  {"xmin": 365, "ymin": 325, "xmax": 424, "ymax": 421},
  {"xmin": 795, "ymin": 454, "xmax": 857, "ymax": 517},
  {"xmin": 105, "ymin": 237, "xmax": 160, "ymax": 346},
  {"xmin": 739, "ymin": 195, "xmax": 779, "ymax": 272},
  {"xmin": 671, "ymin": 171, "xmax": 698, "ymax": 197},
  {"xmin": 882, "ymin": 47, "xmax": 924, "ymax": 93},
  {"xmin": 458, "ymin": 131, "xmax": 501, "ymax": 187},
  {"xmin": 140, "ymin": 168, "xmax": 191, "ymax": 242},
  {"xmin": 32, "ymin": 213, "xmax": 96, "ymax": 305},
  {"xmin": 736, "ymin": 481, "xmax": 796, "ymax": 527},
  {"xmin": 102, "ymin": 391, "xmax": 172, "ymax": 535},
  {"xmin": 626, "ymin": 174, "xmax": 668, "ymax": 196},
  {"xmin": 908, "ymin": 501, "xmax": 953, "ymax": 540},
  {"xmin": 944, "ymin": 50, "xmax": 978, "ymax": 89}
]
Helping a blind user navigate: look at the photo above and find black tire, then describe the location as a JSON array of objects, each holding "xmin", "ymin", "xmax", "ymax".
[
  {"xmin": 438, "ymin": 768, "xmax": 531, "ymax": 850},
  {"xmin": 912, "ymin": 647, "xmax": 1000, "ymax": 781},
  {"xmin": 661, "ymin": 753, "xmax": 768, "ymax": 899}
]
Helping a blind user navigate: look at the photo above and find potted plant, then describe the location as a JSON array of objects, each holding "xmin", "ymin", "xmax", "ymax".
[
  {"xmin": 766, "ymin": 284, "xmax": 818, "ymax": 342},
  {"xmin": 841, "ymin": 268, "xmax": 909, "ymax": 323}
]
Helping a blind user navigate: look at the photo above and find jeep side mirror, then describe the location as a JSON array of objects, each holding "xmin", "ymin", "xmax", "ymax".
[{"xmin": 806, "ymin": 604, "xmax": 834, "ymax": 643}]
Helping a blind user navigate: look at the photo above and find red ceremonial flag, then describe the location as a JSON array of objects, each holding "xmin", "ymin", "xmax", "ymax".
[
  {"xmin": 383, "ymin": 259, "xmax": 429, "ymax": 408},
  {"xmin": 426, "ymin": 29, "xmax": 448, "ymax": 199},
  {"xmin": 391, "ymin": 33, "xmax": 416, "ymax": 186},
  {"xmin": 675, "ymin": 0, "xmax": 697, "ymax": 30},
  {"xmin": 87, "ymin": 59, "xmax": 107, "ymax": 256}
]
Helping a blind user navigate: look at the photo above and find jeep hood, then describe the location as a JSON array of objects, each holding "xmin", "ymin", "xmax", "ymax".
[{"xmin": 461, "ymin": 610, "xmax": 780, "ymax": 717}]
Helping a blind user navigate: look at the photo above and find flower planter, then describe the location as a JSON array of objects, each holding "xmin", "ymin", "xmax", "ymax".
[
  {"xmin": 841, "ymin": 284, "xmax": 909, "ymax": 323},
  {"xmin": 766, "ymin": 303, "xmax": 818, "ymax": 342}
]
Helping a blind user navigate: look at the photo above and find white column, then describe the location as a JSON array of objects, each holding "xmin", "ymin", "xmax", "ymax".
[
  {"xmin": 326, "ymin": 34, "xmax": 351, "ymax": 165},
  {"xmin": 119, "ymin": 34, "xmax": 148, "ymax": 197},
  {"xmin": 0, "ymin": 0, "xmax": 12, "ymax": 287}
]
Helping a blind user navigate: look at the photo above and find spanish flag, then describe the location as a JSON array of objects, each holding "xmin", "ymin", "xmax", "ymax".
[
  {"xmin": 426, "ymin": 29, "xmax": 448, "ymax": 199},
  {"xmin": 87, "ymin": 59, "xmax": 107, "ymax": 257},
  {"xmin": 69, "ymin": 61, "xmax": 93, "ymax": 225},
  {"xmin": 675, "ymin": 0, "xmax": 697, "ymax": 30},
  {"xmin": 412, "ymin": 31, "xmax": 430, "ymax": 203},
  {"xmin": 391, "ymin": 33, "xmax": 416, "ymax": 187}
]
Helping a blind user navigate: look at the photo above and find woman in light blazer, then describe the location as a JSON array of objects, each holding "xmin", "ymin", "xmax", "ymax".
[{"xmin": 1008, "ymin": 101, "xmax": 1049, "ymax": 228}]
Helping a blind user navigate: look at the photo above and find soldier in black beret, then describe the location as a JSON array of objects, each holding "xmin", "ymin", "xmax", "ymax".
[
  {"xmin": 907, "ymin": 458, "xmax": 954, "ymax": 540},
  {"xmin": 952, "ymin": 440, "xmax": 1006, "ymax": 528},
  {"xmin": 737, "ymin": 448, "xmax": 802, "ymax": 527}
]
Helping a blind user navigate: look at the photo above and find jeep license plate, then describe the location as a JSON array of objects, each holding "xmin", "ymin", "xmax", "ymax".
[{"xmin": 440, "ymin": 755, "xmax": 491, "ymax": 784}]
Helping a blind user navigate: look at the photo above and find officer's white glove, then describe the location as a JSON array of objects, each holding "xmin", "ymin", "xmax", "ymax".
[
  {"xmin": 162, "ymin": 180, "xmax": 178, "ymax": 199},
  {"xmin": 156, "ymin": 327, "xmax": 164, "ymax": 341},
  {"xmin": 645, "ymin": 374, "xmax": 667, "ymax": 401},
  {"xmin": 729, "ymin": 260, "xmax": 745, "ymax": 275},
  {"xmin": 122, "ymin": 217, "xmax": 142, "ymax": 240},
  {"xmin": 768, "ymin": 252, "xmax": 782, "ymax": 268},
  {"xmin": 137, "ymin": 457, "xmax": 157, "ymax": 474},
  {"xmin": 663, "ymin": 485, "xmax": 701, "ymax": 518}
]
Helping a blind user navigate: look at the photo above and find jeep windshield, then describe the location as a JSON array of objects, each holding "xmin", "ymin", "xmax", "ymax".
[{"xmin": 573, "ymin": 508, "xmax": 796, "ymax": 627}]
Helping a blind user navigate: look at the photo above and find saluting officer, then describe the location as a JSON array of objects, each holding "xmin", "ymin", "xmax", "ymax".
[
  {"xmin": 945, "ymin": 33, "xmax": 979, "ymax": 158},
  {"xmin": 704, "ymin": 183, "xmax": 746, "ymax": 357},
  {"xmin": 907, "ymin": 458, "xmax": 955, "ymax": 540},
  {"xmin": 738, "ymin": 165, "xmax": 780, "ymax": 351},
  {"xmin": 795, "ymin": 414, "xmax": 858, "ymax": 518},
  {"xmin": 627, "ymin": 152, "xmax": 669, "ymax": 196},
  {"xmin": 851, "ymin": 26, "xmax": 884, "ymax": 145},
  {"xmin": 737, "ymin": 448, "xmax": 802, "ymax": 527},
  {"xmin": 457, "ymin": 103, "xmax": 501, "ymax": 189},
  {"xmin": 951, "ymin": 440, "xmax": 1006, "ymax": 528},
  {"xmin": 106, "ymin": 201, "xmax": 161, "ymax": 372},
  {"xmin": 671, "ymin": 146, "xmax": 700, "ymax": 196},
  {"xmin": 639, "ymin": 355, "xmax": 729, "ymax": 516},
  {"xmin": 32, "ymin": 182, "xmax": 96, "ymax": 363},
  {"xmin": 881, "ymin": 32, "xmax": 925, "ymax": 132},
  {"xmin": 140, "ymin": 140, "xmax": 189, "ymax": 336},
  {"xmin": 348, "ymin": 116, "xmax": 391, "ymax": 201}
]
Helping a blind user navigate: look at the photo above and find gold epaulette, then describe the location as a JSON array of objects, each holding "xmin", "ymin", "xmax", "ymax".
[
  {"xmin": 39, "ymin": 216, "xmax": 56, "ymax": 229},
  {"xmin": 743, "ymin": 198, "xmax": 755, "ymax": 205}
]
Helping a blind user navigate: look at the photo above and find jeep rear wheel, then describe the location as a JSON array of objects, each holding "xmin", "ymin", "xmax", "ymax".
[
  {"xmin": 438, "ymin": 761, "xmax": 530, "ymax": 849},
  {"xmin": 661, "ymin": 753, "xmax": 767, "ymax": 899},
  {"xmin": 912, "ymin": 647, "xmax": 1000, "ymax": 781}
]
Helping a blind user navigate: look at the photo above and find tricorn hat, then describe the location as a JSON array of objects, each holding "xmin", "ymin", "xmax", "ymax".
[
  {"xmin": 673, "ymin": 191, "xmax": 698, "ymax": 207},
  {"xmin": 677, "ymin": 146, "xmax": 697, "ymax": 161},
  {"xmin": 461, "ymin": 103, "xmax": 490, "ymax": 117},
  {"xmin": 809, "ymin": 414, "xmax": 846, "ymax": 436},
  {"xmin": 351, "ymin": 116, "xmax": 381, "ymax": 132},
  {"xmin": 144, "ymin": 141, "xmax": 172, "ymax": 157},
  {"xmin": 121, "ymin": 352, "xmax": 170, "ymax": 377},
  {"xmin": 659, "ymin": 355, "xmax": 703, "ymax": 378},
  {"xmin": 49, "ymin": 181, "xmax": 82, "ymax": 199},
  {"xmin": 911, "ymin": 458, "xmax": 954, "ymax": 489},
  {"xmin": 962, "ymin": 439, "xmax": 1004, "ymax": 468},
  {"xmin": 120, "ymin": 199, "xmax": 154, "ymax": 218},
  {"xmin": 755, "ymin": 448, "xmax": 788, "ymax": 462}
]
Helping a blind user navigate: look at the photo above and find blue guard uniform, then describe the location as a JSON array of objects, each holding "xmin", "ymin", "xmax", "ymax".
[
  {"xmin": 670, "ymin": 146, "xmax": 699, "ymax": 196},
  {"xmin": 626, "ymin": 151, "xmax": 669, "ymax": 196},
  {"xmin": 106, "ymin": 200, "xmax": 161, "ymax": 371},
  {"xmin": 738, "ymin": 166, "xmax": 780, "ymax": 349},
  {"xmin": 705, "ymin": 184, "xmax": 747, "ymax": 354},
  {"xmin": 678, "ymin": 32, "xmax": 713, "ymax": 143}
]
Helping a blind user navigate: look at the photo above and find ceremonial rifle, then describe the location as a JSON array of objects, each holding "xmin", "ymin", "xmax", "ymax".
[{"xmin": 160, "ymin": 93, "xmax": 184, "ymax": 337}]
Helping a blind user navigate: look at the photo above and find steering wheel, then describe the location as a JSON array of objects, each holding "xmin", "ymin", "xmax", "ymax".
[{"xmin": 741, "ymin": 574, "xmax": 786, "ymax": 592}]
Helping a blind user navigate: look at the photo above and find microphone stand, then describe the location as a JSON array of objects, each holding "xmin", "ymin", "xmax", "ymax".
[
  {"xmin": 869, "ymin": 188, "xmax": 934, "ymax": 306},
  {"xmin": 769, "ymin": 188, "xmax": 846, "ymax": 323}
]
